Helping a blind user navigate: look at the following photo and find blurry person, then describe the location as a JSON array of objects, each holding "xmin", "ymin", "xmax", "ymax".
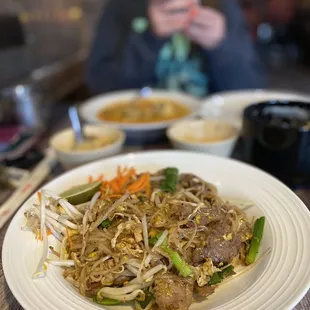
[{"xmin": 86, "ymin": 0, "xmax": 266, "ymax": 97}]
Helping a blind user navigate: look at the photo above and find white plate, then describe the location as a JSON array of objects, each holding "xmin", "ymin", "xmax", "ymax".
[
  {"xmin": 79, "ymin": 90, "xmax": 200, "ymax": 144},
  {"xmin": 3, "ymin": 151, "xmax": 310, "ymax": 310},
  {"xmin": 200, "ymin": 90, "xmax": 310, "ymax": 129}
]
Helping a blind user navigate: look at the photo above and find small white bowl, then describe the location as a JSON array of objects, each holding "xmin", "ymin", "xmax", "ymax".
[
  {"xmin": 50, "ymin": 125, "xmax": 125, "ymax": 169},
  {"xmin": 167, "ymin": 119, "xmax": 239, "ymax": 158}
]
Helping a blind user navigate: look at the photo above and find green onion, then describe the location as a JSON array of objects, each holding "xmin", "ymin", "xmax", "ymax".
[
  {"xmin": 208, "ymin": 265, "xmax": 235, "ymax": 286},
  {"xmin": 137, "ymin": 289, "xmax": 154, "ymax": 309},
  {"xmin": 245, "ymin": 216, "xmax": 265, "ymax": 265},
  {"xmin": 221, "ymin": 265, "xmax": 235, "ymax": 278},
  {"xmin": 101, "ymin": 219, "xmax": 112, "ymax": 229},
  {"xmin": 149, "ymin": 231, "xmax": 192, "ymax": 277},
  {"xmin": 160, "ymin": 167, "xmax": 179, "ymax": 193},
  {"xmin": 208, "ymin": 272, "xmax": 222, "ymax": 286},
  {"xmin": 93, "ymin": 296, "xmax": 120, "ymax": 305},
  {"xmin": 149, "ymin": 234, "xmax": 161, "ymax": 246},
  {"xmin": 148, "ymin": 232, "xmax": 167, "ymax": 247},
  {"xmin": 163, "ymin": 246, "xmax": 192, "ymax": 277}
]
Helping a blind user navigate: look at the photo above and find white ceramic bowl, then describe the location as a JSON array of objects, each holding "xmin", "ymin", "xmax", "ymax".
[
  {"xmin": 200, "ymin": 89, "xmax": 310, "ymax": 129},
  {"xmin": 79, "ymin": 90, "xmax": 200, "ymax": 144},
  {"xmin": 49, "ymin": 125, "xmax": 125, "ymax": 169},
  {"xmin": 167, "ymin": 119, "xmax": 239, "ymax": 157}
]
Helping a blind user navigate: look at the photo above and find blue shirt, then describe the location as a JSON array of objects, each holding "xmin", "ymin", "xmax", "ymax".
[{"xmin": 86, "ymin": 0, "xmax": 266, "ymax": 95}]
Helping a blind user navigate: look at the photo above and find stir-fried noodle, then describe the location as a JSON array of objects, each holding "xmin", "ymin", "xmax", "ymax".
[{"xmin": 24, "ymin": 167, "xmax": 266, "ymax": 310}]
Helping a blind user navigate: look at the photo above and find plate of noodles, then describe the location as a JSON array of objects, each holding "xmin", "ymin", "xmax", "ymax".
[
  {"xmin": 79, "ymin": 90, "xmax": 200, "ymax": 143},
  {"xmin": 3, "ymin": 151, "xmax": 310, "ymax": 310}
]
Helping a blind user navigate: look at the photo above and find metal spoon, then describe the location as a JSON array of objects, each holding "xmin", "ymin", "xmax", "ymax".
[
  {"xmin": 132, "ymin": 86, "xmax": 152, "ymax": 104},
  {"xmin": 68, "ymin": 106, "xmax": 86, "ymax": 148},
  {"xmin": 139, "ymin": 86, "xmax": 152, "ymax": 98}
]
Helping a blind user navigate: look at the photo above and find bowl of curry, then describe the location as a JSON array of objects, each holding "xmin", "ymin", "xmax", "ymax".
[{"xmin": 79, "ymin": 90, "xmax": 200, "ymax": 144}]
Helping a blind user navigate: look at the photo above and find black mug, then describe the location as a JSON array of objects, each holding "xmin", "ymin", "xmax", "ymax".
[{"xmin": 241, "ymin": 100, "xmax": 310, "ymax": 187}]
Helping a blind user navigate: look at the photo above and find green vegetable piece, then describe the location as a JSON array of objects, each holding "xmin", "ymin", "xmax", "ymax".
[
  {"xmin": 149, "ymin": 236, "xmax": 159, "ymax": 246},
  {"xmin": 93, "ymin": 296, "xmax": 120, "ymax": 305},
  {"xmin": 138, "ymin": 289, "xmax": 154, "ymax": 309},
  {"xmin": 101, "ymin": 219, "xmax": 112, "ymax": 229},
  {"xmin": 245, "ymin": 216, "xmax": 266, "ymax": 265},
  {"xmin": 60, "ymin": 181, "xmax": 102, "ymax": 205},
  {"xmin": 208, "ymin": 272, "xmax": 223, "ymax": 286},
  {"xmin": 163, "ymin": 246, "xmax": 192, "ymax": 277},
  {"xmin": 149, "ymin": 231, "xmax": 191, "ymax": 277},
  {"xmin": 160, "ymin": 167, "xmax": 179, "ymax": 193},
  {"xmin": 149, "ymin": 232, "xmax": 165, "ymax": 247},
  {"xmin": 221, "ymin": 265, "xmax": 235, "ymax": 278},
  {"xmin": 208, "ymin": 265, "xmax": 235, "ymax": 286}
]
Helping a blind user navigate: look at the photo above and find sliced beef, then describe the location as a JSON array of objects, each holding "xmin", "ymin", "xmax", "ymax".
[
  {"xmin": 195, "ymin": 205, "xmax": 226, "ymax": 226},
  {"xmin": 176, "ymin": 201, "xmax": 196, "ymax": 219},
  {"xmin": 154, "ymin": 273, "xmax": 194, "ymax": 310},
  {"xmin": 178, "ymin": 174, "xmax": 217, "ymax": 195},
  {"xmin": 192, "ymin": 231, "xmax": 242, "ymax": 266}
]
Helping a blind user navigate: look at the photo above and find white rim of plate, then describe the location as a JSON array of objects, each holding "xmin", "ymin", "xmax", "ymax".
[{"xmin": 2, "ymin": 151, "xmax": 310, "ymax": 310}]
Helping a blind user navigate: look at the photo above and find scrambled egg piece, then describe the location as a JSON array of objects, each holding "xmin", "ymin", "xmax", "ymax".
[
  {"xmin": 149, "ymin": 228, "xmax": 159, "ymax": 238},
  {"xmin": 195, "ymin": 215, "xmax": 201, "ymax": 224},
  {"xmin": 152, "ymin": 214, "xmax": 166, "ymax": 227},
  {"xmin": 88, "ymin": 251, "xmax": 98, "ymax": 258},
  {"xmin": 241, "ymin": 231, "xmax": 252, "ymax": 242},
  {"xmin": 111, "ymin": 221, "xmax": 142, "ymax": 248},
  {"xmin": 222, "ymin": 233, "xmax": 233, "ymax": 241},
  {"xmin": 196, "ymin": 258, "xmax": 218, "ymax": 287},
  {"xmin": 115, "ymin": 239, "xmax": 143, "ymax": 257}
]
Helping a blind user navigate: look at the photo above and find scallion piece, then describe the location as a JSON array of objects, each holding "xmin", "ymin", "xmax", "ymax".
[
  {"xmin": 160, "ymin": 167, "xmax": 179, "ymax": 193},
  {"xmin": 208, "ymin": 272, "xmax": 223, "ymax": 286},
  {"xmin": 221, "ymin": 265, "xmax": 235, "ymax": 278},
  {"xmin": 93, "ymin": 296, "xmax": 120, "ymax": 305},
  {"xmin": 163, "ymin": 246, "xmax": 192, "ymax": 277},
  {"xmin": 245, "ymin": 216, "xmax": 265, "ymax": 265},
  {"xmin": 208, "ymin": 265, "xmax": 235, "ymax": 286},
  {"xmin": 101, "ymin": 219, "xmax": 112, "ymax": 229},
  {"xmin": 149, "ymin": 236, "xmax": 159, "ymax": 246},
  {"xmin": 149, "ymin": 231, "xmax": 192, "ymax": 277}
]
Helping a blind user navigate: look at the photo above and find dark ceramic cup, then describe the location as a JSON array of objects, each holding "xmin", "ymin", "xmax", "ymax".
[{"xmin": 241, "ymin": 100, "xmax": 310, "ymax": 186}]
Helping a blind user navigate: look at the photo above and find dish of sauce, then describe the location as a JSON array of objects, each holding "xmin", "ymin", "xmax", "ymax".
[
  {"xmin": 178, "ymin": 121, "xmax": 237, "ymax": 144},
  {"xmin": 60, "ymin": 135, "xmax": 117, "ymax": 152}
]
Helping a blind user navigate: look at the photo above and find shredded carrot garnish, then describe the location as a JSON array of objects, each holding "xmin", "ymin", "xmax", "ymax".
[
  {"xmin": 37, "ymin": 192, "xmax": 41, "ymax": 204},
  {"xmin": 66, "ymin": 227, "xmax": 73, "ymax": 249},
  {"xmin": 88, "ymin": 175, "xmax": 93, "ymax": 183},
  {"xmin": 119, "ymin": 168, "xmax": 136, "ymax": 189},
  {"xmin": 109, "ymin": 180, "xmax": 120, "ymax": 193},
  {"xmin": 47, "ymin": 229, "xmax": 52, "ymax": 236},
  {"xmin": 128, "ymin": 174, "xmax": 147, "ymax": 192},
  {"xmin": 145, "ymin": 173, "xmax": 151, "ymax": 197},
  {"xmin": 97, "ymin": 166, "xmax": 152, "ymax": 196}
]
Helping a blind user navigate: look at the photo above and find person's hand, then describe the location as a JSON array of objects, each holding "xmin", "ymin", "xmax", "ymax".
[
  {"xmin": 186, "ymin": 6, "xmax": 226, "ymax": 50},
  {"xmin": 148, "ymin": 0, "xmax": 194, "ymax": 38}
]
